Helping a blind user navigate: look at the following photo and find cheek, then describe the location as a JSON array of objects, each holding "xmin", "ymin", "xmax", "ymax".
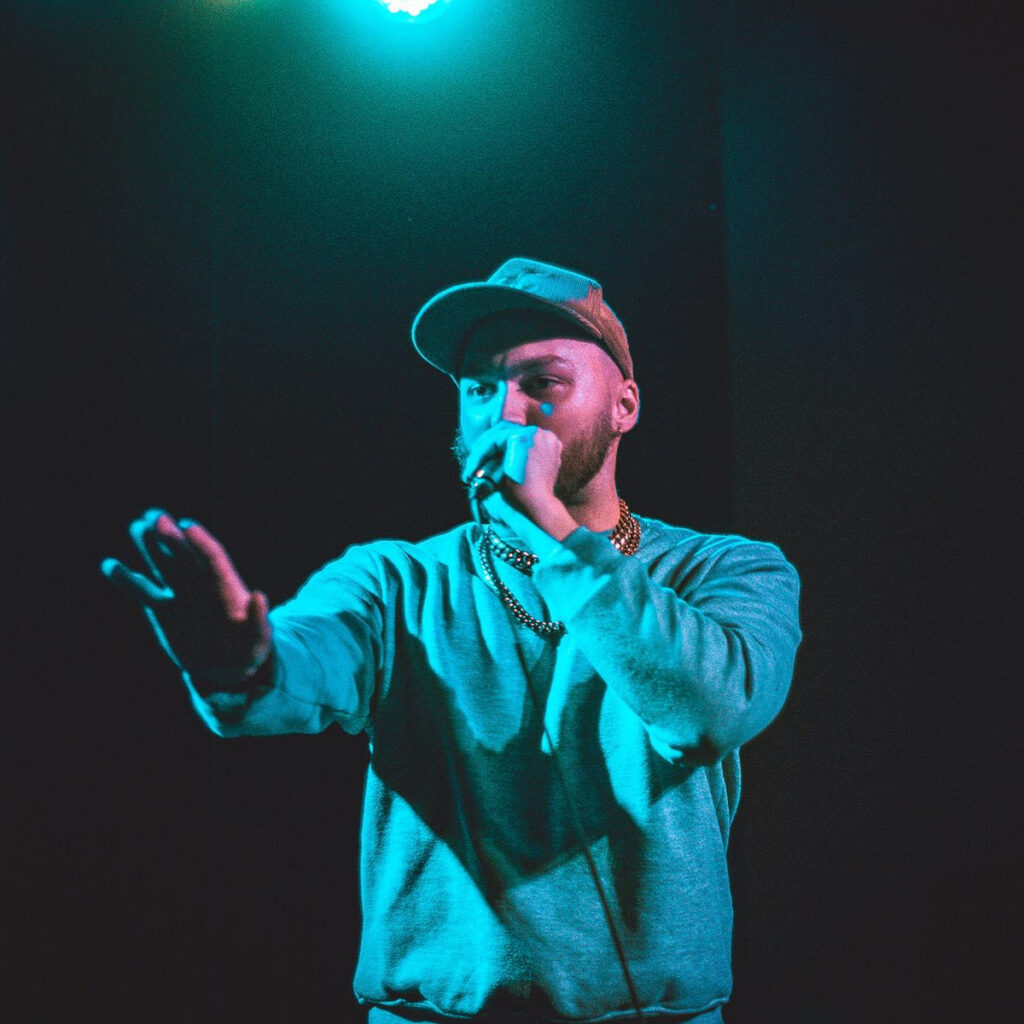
[
  {"xmin": 540, "ymin": 385, "xmax": 606, "ymax": 441},
  {"xmin": 545, "ymin": 385, "xmax": 590, "ymax": 424}
]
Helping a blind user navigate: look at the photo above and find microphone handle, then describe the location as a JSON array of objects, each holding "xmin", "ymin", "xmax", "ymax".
[{"xmin": 468, "ymin": 457, "xmax": 503, "ymax": 523}]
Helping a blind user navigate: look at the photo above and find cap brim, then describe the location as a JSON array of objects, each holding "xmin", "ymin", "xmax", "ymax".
[{"xmin": 411, "ymin": 283, "xmax": 601, "ymax": 378}]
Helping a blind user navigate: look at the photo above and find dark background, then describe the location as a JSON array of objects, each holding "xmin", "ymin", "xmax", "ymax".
[{"xmin": 4, "ymin": 1, "xmax": 1020, "ymax": 1021}]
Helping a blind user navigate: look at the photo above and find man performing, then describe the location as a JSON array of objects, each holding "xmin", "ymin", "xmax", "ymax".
[{"xmin": 102, "ymin": 257, "xmax": 802, "ymax": 1023}]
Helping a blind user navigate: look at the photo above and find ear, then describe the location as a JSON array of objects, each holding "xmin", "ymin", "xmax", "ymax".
[{"xmin": 613, "ymin": 379, "xmax": 640, "ymax": 434}]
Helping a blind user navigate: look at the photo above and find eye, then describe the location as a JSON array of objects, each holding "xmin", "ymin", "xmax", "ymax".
[
  {"xmin": 466, "ymin": 381, "xmax": 497, "ymax": 400},
  {"xmin": 525, "ymin": 376, "xmax": 561, "ymax": 394}
]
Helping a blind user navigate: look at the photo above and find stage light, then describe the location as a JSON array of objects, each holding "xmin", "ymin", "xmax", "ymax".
[{"xmin": 372, "ymin": 0, "xmax": 453, "ymax": 24}]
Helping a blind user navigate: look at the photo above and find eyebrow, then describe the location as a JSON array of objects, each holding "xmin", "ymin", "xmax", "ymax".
[{"xmin": 463, "ymin": 356, "xmax": 574, "ymax": 380}]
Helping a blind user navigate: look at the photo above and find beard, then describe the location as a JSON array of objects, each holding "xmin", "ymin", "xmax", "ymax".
[{"xmin": 452, "ymin": 408, "xmax": 619, "ymax": 505}]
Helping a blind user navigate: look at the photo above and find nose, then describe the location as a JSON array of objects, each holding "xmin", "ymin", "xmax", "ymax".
[{"xmin": 500, "ymin": 382, "xmax": 530, "ymax": 425}]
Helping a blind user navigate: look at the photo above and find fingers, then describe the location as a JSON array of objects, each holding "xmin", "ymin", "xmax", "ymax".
[
  {"xmin": 129, "ymin": 507, "xmax": 196, "ymax": 586},
  {"xmin": 103, "ymin": 511, "xmax": 274, "ymax": 684},
  {"xmin": 178, "ymin": 519, "xmax": 252, "ymax": 618},
  {"xmin": 104, "ymin": 508, "xmax": 184, "ymax": 607},
  {"xmin": 503, "ymin": 426, "xmax": 537, "ymax": 484},
  {"xmin": 178, "ymin": 519, "xmax": 241, "ymax": 582},
  {"xmin": 101, "ymin": 557, "xmax": 170, "ymax": 607},
  {"xmin": 247, "ymin": 589, "xmax": 273, "ymax": 654},
  {"xmin": 129, "ymin": 508, "xmax": 166, "ymax": 580},
  {"xmin": 114, "ymin": 508, "xmax": 247, "ymax": 614},
  {"xmin": 462, "ymin": 423, "xmax": 544, "ymax": 495},
  {"xmin": 461, "ymin": 426, "xmax": 508, "ymax": 485},
  {"xmin": 248, "ymin": 589, "xmax": 270, "ymax": 625}
]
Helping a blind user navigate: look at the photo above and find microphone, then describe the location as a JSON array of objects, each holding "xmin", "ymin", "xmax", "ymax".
[
  {"xmin": 466, "ymin": 428, "xmax": 533, "ymax": 524},
  {"xmin": 468, "ymin": 458, "xmax": 502, "ymax": 523}
]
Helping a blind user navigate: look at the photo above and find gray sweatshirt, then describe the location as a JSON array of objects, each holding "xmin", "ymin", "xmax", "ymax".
[{"xmin": 187, "ymin": 516, "xmax": 801, "ymax": 1022}]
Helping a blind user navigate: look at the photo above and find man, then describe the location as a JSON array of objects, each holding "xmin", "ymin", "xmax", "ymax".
[{"xmin": 103, "ymin": 257, "xmax": 801, "ymax": 1023}]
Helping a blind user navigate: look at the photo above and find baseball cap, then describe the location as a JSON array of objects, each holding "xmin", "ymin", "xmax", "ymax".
[{"xmin": 411, "ymin": 257, "xmax": 633, "ymax": 380}]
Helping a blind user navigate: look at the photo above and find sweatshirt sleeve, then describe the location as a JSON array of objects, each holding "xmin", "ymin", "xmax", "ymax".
[
  {"xmin": 530, "ymin": 527, "xmax": 802, "ymax": 765},
  {"xmin": 184, "ymin": 545, "xmax": 385, "ymax": 739}
]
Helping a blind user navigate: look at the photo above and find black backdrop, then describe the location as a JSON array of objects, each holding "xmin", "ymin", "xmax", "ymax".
[{"xmin": 4, "ymin": 2, "xmax": 1019, "ymax": 1021}]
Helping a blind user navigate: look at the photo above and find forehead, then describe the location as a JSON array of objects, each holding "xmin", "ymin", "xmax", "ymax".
[{"xmin": 460, "ymin": 337, "xmax": 602, "ymax": 378}]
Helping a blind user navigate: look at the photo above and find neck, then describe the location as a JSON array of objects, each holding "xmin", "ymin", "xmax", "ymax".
[{"xmin": 560, "ymin": 461, "xmax": 622, "ymax": 533}]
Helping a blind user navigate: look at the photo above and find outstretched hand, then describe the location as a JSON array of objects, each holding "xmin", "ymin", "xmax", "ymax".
[{"xmin": 101, "ymin": 509, "xmax": 272, "ymax": 688}]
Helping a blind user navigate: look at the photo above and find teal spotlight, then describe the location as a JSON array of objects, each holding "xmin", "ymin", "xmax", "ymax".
[{"xmin": 372, "ymin": 0, "xmax": 453, "ymax": 23}]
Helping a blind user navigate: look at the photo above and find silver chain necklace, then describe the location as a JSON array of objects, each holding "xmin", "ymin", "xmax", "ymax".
[{"xmin": 476, "ymin": 499, "xmax": 642, "ymax": 639}]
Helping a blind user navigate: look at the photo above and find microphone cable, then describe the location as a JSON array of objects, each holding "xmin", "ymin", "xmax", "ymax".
[
  {"xmin": 516, "ymin": 640, "xmax": 646, "ymax": 1024},
  {"xmin": 471, "ymin": 476, "xmax": 645, "ymax": 1023}
]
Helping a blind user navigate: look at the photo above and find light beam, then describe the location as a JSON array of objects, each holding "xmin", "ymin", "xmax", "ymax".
[{"xmin": 372, "ymin": 0, "xmax": 453, "ymax": 23}]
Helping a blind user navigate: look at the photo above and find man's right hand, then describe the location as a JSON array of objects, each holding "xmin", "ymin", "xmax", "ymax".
[{"xmin": 101, "ymin": 508, "xmax": 272, "ymax": 689}]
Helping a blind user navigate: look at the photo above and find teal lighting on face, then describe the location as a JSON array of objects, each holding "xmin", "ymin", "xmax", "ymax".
[
  {"xmin": 539, "ymin": 402, "xmax": 554, "ymax": 417},
  {"xmin": 460, "ymin": 378, "xmax": 507, "ymax": 438},
  {"xmin": 372, "ymin": 0, "xmax": 453, "ymax": 23}
]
